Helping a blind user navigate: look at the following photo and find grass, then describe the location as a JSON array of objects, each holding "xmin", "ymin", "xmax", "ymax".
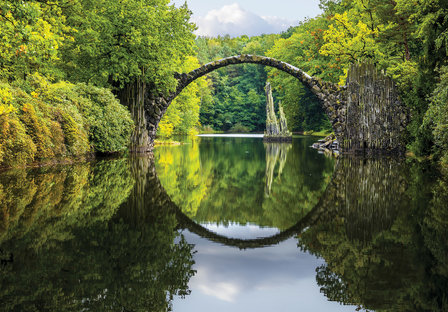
[{"xmin": 303, "ymin": 130, "xmax": 333, "ymax": 137}]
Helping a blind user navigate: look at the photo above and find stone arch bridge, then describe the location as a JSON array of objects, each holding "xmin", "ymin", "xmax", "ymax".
[{"xmin": 141, "ymin": 55, "xmax": 407, "ymax": 154}]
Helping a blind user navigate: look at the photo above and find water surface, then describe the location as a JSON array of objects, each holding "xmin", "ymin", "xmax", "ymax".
[{"xmin": 1, "ymin": 135, "xmax": 447, "ymax": 311}]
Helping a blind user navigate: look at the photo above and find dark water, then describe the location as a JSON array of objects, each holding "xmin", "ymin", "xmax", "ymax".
[{"xmin": 1, "ymin": 135, "xmax": 447, "ymax": 311}]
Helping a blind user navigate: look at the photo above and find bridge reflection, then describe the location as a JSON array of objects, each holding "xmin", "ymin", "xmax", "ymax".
[
  {"xmin": 1, "ymin": 154, "xmax": 446, "ymax": 311},
  {"xmin": 126, "ymin": 155, "xmax": 409, "ymax": 250}
]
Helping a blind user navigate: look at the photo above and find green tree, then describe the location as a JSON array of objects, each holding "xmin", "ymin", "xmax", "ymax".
[
  {"xmin": 422, "ymin": 66, "xmax": 448, "ymax": 167},
  {"xmin": 195, "ymin": 35, "xmax": 279, "ymax": 132},
  {"xmin": 0, "ymin": 0, "xmax": 71, "ymax": 81},
  {"xmin": 266, "ymin": 17, "xmax": 335, "ymax": 131},
  {"xmin": 60, "ymin": 0, "xmax": 196, "ymax": 150},
  {"xmin": 158, "ymin": 56, "xmax": 210, "ymax": 137}
]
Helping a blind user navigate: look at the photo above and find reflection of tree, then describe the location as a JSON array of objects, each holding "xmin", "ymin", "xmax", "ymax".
[
  {"xmin": 420, "ymin": 173, "xmax": 448, "ymax": 311},
  {"xmin": 0, "ymin": 159, "xmax": 133, "ymax": 246},
  {"xmin": 0, "ymin": 157, "xmax": 195, "ymax": 312},
  {"xmin": 155, "ymin": 137, "xmax": 335, "ymax": 230},
  {"xmin": 298, "ymin": 157, "xmax": 448, "ymax": 311},
  {"xmin": 155, "ymin": 138, "xmax": 210, "ymax": 218},
  {"xmin": 264, "ymin": 143, "xmax": 291, "ymax": 196},
  {"xmin": 260, "ymin": 139, "xmax": 334, "ymax": 229}
]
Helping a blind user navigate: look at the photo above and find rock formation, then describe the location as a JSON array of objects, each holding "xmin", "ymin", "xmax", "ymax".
[{"xmin": 263, "ymin": 82, "xmax": 292, "ymax": 142}]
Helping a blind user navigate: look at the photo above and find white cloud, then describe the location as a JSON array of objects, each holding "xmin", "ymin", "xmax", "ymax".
[
  {"xmin": 198, "ymin": 281, "xmax": 240, "ymax": 302},
  {"xmin": 193, "ymin": 3, "xmax": 296, "ymax": 37}
]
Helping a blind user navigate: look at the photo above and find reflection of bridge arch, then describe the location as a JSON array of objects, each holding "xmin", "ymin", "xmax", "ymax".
[
  {"xmin": 174, "ymin": 201, "xmax": 321, "ymax": 249},
  {"xmin": 123, "ymin": 155, "xmax": 342, "ymax": 249},
  {"xmin": 171, "ymin": 161, "xmax": 342, "ymax": 249},
  {"xmin": 126, "ymin": 155, "xmax": 408, "ymax": 249}
]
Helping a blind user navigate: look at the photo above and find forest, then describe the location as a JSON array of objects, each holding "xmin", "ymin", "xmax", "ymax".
[{"xmin": 0, "ymin": 0, "xmax": 448, "ymax": 168}]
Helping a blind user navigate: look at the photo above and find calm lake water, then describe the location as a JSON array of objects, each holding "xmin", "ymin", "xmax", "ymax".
[{"xmin": 1, "ymin": 135, "xmax": 447, "ymax": 311}]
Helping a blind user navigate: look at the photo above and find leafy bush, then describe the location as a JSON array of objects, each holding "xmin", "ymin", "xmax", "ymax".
[
  {"xmin": 0, "ymin": 113, "xmax": 36, "ymax": 167},
  {"xmin": 33, "ymin": 79, "xmax": 134, "ymax": 154},
  {"xmin": 20, "ymin": 103, "xmax": 55, "ymax": 159},
  {"xmin": 73, "ymin": 84, "xmax": 134, "ymax": 153},
  {"xmin": 28, "ymin": 76, "xmax": 134, "ymax": 154},
  {"xmin": 0, "ymin": 77, "xmax": 134, "ymax": 167},
  {"xmin": 229, "ymin": 122, "xmax": 251, "ymax": 133},
  {"xmin": 422, "ymin": 66, "xmax": 448, "ymax": 167}
]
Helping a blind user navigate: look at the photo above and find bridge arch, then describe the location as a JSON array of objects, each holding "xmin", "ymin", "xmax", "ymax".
[
  {"xmin": 145, "ymin": 55, "xmax": 346, "ymax": 147},
  {"xmin": 144, "ymin": 56, "xmax": 407, "ymax": 154},
  {"xmin": 169, "ymin": 54, "xmax": 342, "ymax": 104}
]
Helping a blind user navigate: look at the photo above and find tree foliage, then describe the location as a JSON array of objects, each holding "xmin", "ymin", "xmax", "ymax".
[
  {"xmin": 0, "ymin": 75, "xmax": 133, "ymax": 167},
  {"xmin": 0, "ymin": 0, "xmax": 72, "ymax": 81},
  {"xmin": 158, "ymin": 56, "xmax": 210, "ymax": 137},
  {"xmin": 195, "ymin": 35, "xmax": 278, "ymax": 132},
  {"xmin": 60, "ymin": 0, "xmax": 196, "ymax": 94}
]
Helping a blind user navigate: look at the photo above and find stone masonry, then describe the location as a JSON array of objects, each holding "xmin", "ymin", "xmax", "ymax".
[{"xmin": 143, "ymin": 55, "xmax": 407, "ymax": 154}]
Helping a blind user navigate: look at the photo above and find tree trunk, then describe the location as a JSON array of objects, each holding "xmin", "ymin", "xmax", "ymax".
[{"xmin": 116, "ymin": 79, "xmax": 154, "ymax": 153}]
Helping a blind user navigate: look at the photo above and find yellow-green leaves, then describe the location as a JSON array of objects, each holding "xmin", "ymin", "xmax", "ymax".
[
  {"xmin": 0, "ymin": 1, "xmax": 72, "ymax": 80},
  {"xmin": 0, "ymin": 88, "xmax": 15, "ymax": 116},
  {"xmin": 320, "ymin": 11, "xmax": 381, "ymax": 64},
  {"xmin": 158, "ymin": 56, "xmax": 209, "ymax": 137}
]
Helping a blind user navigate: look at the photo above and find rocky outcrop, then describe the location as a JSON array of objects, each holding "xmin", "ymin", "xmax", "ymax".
[
  {"xmin": 264, "ymin": 82, "xmax": 292, "ymax": 142},
  {"xmin": 343, "ymin": 62, "xmax": 408, "ymax": 154},
  {"xmin": 278, "ymin": 102, "xmax": 289, "ymax": 135},
  {"xmin": 312, "ymin": 133, "xmax": 340, "ymax": 157},
  {"xmin": 265, "ymin": 82, "xmax": 280, "ymax": 136}
]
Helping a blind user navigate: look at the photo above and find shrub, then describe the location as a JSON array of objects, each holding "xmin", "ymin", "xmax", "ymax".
[
  {"xmin": 229, "ymin": 122, "xmax": 251, "ymax": 133},
  {"xmin": 422, "ymin": 66, "xmax": 448, "ymax": 167},
  {"xmin": 30, "ymin": 76, "xmax": 134, "ymax": 153},
  {"xmin": 0, "ymin": 113, "xmax": 36, "ymax": 167},
  {"xmin": 35, "ymin": 80, "xmax": 134, "ymax": 153},
  {"xmin": 0, "ymin": 77, "xmax": 134, "ymax": 167},
  {"xmin": 20, "ymin": 103, "xmax": 54, "ymax": 159},
  {"xmin": 57, "ymin": 109, "xmax": 90, "ymax": 155},
  {"xmin": 72, "ymin": 84, "xmax": 134, "ymax": 153}
]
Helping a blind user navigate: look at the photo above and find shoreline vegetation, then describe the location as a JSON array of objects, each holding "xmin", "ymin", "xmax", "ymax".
[{"xmin": 0, "ymin": 78, "xmax": 133, "ymax": 169}]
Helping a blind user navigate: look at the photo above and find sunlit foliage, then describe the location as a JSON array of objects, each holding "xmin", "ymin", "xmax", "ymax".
[
  {"xmin": 158, "ymin": 56, "xmax": 211, "ymax": 137},
  {"xmin": 0, "ymin": 0, "xmax": 72, "ymax": 80},
  {"xmin": 0, "ymin": 76, "xmax": 133, "ymax": 167}
]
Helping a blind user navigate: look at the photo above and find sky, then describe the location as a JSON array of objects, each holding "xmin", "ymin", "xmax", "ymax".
[
  {"xmin": 170, "ymin": 0, "xmax": 322, "ymax": 37},
  {"xmin": 172, "ymin": 226, "xmax": 356, "ymax": 311}
]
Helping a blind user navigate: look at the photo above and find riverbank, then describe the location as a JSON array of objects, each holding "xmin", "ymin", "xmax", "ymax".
[{"xmin": 302, "ymin": 130, "xmax": 333, "ymax": 137}]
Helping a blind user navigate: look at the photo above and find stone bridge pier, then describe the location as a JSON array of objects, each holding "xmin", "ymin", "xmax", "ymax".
[{"xmin": 140, "ymin": 55, "xmax": 407, "ymax": 154}]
